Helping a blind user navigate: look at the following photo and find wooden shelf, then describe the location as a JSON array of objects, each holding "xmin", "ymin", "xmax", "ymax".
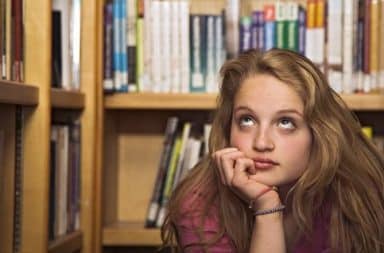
[
  {"xmin": 0, "ymin": 81, "xmax": 38, "ymax": 105},
  {"xmin": 341, "ymin": 94, "xmax": 384, "ymax": 111},
  {"xmin": 103, "ymin": 222, "xmax": 161, "ymax": 246},
  {"xmin": 104, "ymin": 92, "xmax": 217, "ymax": 110},
  {"xmin": 104, "ymin": 92, "xmax": 384, "ymax": 111},
  {"xmin": 48, "ymin": 230, "xmax": 83, "ymax": 253},
  {"xmin": 51, "ymin": 88, "xmax": 85, "ymax": 109}
]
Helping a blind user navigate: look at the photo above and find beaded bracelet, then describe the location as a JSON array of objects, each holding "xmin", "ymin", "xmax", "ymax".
[{"xmin": 252, "ymin": 204, "xmax": 286, "ymax": 216}]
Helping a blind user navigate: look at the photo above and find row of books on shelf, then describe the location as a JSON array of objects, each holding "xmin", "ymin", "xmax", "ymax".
[
  {"xmin": 102, "ymin": 0, "xmax": 384, "ymax": 95},
  {"xmin": 145, "ymin": 117, "xmax": 211, "ymax": 228},
  {"xmin": 0, "ymin": 0, "xmax": 24, "ymax": 82},
  {"xmin": 51, "ymin": 0, "xmax": 81, "ymax": 91},
  {"xmin": 49, "ymin": 121, "xmax": 81, "ymax": 241},
  {"xmin": 143, "ymin": 120, "xmax": 384, "ymax": 228}
]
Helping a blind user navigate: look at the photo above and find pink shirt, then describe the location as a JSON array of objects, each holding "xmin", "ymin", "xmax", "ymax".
[{"xmin": 176, "ymin": 196, "xmax": 330, "ymax": 252}]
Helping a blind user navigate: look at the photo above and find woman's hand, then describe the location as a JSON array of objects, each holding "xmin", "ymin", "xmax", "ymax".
[{"xmin": 213, "ymin": 147, "xmax": 281, "ymax": 210}]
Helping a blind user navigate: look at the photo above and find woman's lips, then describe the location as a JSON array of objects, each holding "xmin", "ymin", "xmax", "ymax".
[{"xmin": 253, "ymin": 159, "xmax": 279, "ymax": 169}]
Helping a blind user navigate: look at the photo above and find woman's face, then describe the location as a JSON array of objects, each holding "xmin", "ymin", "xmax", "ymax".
[{"xmin": 230, "ymin": 74, "xmax": 312, "ymax": 187}]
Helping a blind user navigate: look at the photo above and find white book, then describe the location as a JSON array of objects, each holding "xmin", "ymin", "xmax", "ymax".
[
  {"xmin": 52, "ymin": 125, "xmax": 69, "ymax": 237},
  {"xmin": 225, "ymin": 0, "xmax": 239, "ymax": 58},
  {"xmin": 170, "ymin": 1, "xmax": 181, "ymax": 93},
  {"xmin": 179, "ymin": 138, "xmax": 202, "ymax": 181},
  {"xmin": 52, "ymin": 0, "xmax": 72, "ymax": 90},
  {"xmin": 205, "ymin": 15, "xmax": 216, "ymax": 93},
  {"xmin": 327, "ymin": 0, "xmax": 342, "ymax": 65},
  {"xmin": 179, "ymin": 0, "xmax": 190, "ymax": 93},
  {"xmin": 69, "ymin": 0, "xmax": 81, "ymax": 90},
  {"xmin": 160, "ymin": 1, "xmax": 171, "ymax": 92},
  {"xmin": 151, "ymin": 1, "xmax": 162, "ymax": 92},
  {"xmin": 328, "ymin": 69, "xmax": 343, "ymax": 93},
  {"xmin": 214, "ymin": 16, "xmax": 225, "ymax": 93},
  {"xmin": 342, "ymin": 0, "xmax": 355, "ymax": 93},
  {"xmin": 142, "ymin": 0, "xmax": 153, "ymax": 91}
]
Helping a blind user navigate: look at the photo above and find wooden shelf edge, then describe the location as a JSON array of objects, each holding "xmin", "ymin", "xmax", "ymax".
[
  {"xmin": 103, "ymin": 222, "xmax": 162, "ymax": 246},
  {"xmin": 0, "ymin": 81, "xmax": 38, "ymax": 105},
  {"xmin": 104, "ymin": 92, "xmax": 384, "ymax": 111},
  {"xmin": 51, "ymin": 88, "xmax": 85, "ymax": 109},
  {"xmin": 104, "ymin": 92, "xmax": 217, "ymax": 110},
  {"xmin": 48, "ymin": 230, "xmax": 83, "ymax": 253},
  {"xmin": 340, "ymin": 94, "xmax": 384, "ymax": 111}
]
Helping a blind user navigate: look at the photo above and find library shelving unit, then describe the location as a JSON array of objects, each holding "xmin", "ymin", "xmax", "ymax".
[
  {"xmin": 1, "ymin": 1, "xmax": 100, "ymax": 253},
  {"xmin": 0, "ymin": 81, "xmax": 39, "ymax": 253},
  {"xmin": 95, "ymin": 1, "xmax": 384, "ymax": 253}
]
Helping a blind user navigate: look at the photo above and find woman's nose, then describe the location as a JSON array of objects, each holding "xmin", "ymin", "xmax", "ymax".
[{"xmin": 252, "ymin": 127, "xmax": 274, "ymax": 152}]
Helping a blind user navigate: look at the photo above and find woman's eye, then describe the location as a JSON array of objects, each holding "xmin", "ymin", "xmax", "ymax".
[
  {"xmin": 239, "ymin": 116, "xmax": 254, "ymax": 127},
  {"xmin": 278, "ymin": 118, "xmax": 295, "ymax": 130}
]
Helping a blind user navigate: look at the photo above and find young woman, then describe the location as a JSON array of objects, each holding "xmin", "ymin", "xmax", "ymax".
[{"xmin": 161, "ymin": 49, "xmax": 384, "ymax": 252}]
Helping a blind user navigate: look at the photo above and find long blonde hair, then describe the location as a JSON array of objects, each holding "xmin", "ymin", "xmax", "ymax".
[{"xmin": 161, "ymin": 49, "xmax": 384, "ymax": 252}]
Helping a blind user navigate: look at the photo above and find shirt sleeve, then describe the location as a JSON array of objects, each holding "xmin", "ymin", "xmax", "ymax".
[{"xmin": 176, "ymin": 205, "xmax": 236, "ymax": 253}]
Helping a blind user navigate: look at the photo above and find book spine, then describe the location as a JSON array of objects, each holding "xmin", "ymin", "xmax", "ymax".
[
  {"xmin": 190, "ymin": 15, "xmax": 204, "ymax": 92},
  {"xmin": 151, "ymin": 0, "xmax": 161, "ymax": 92},
  {"xmin": 113, "ymin": 0, "xmax": 122, "ymax": 91},
  {"xmin": 264, "ymin": 4, "xmax": 276, "ymax": 51},
  {"xmin": 103, "ymin": 1, "xmax": 114, "ymax": 92},
  {"xmin": 145, "ymin": 117, "xmax": 179, "ymax": 227},
  {"xmin": 179, "ymin": 0, "xmax": 190, "ymax": 93},
  {"xmin": 275, "ymin": 2, "xmax": 286, "ymax": 49},
  {"xmin": 127, "ymin": 0, "xmax": 137, "ymax": 92},
  {"xmin": 205, "ymin": 15, "xmax": 216, "ymax": 93},
  {"xmin": 142, "ymin": 0, "xmax": 153, "ymax": 92},
  {"xmin": 286, "ymin": 2, "xmax": 299, "ymax": 52},
  {"xmin": 70, "ymin": 0, "xmax": 81, "ymax": 90},
  {"xmin": 156, "ymin": 137, "xmax": 182, "ymax": 227},
  {"xmin": 160, "ymin": 0, "xmax": 171, "ymax": 93},
  {"xmin": 170, "ymin": 0, "xmax": 180, "ymax": 93},
  {"xmin": 313, "ymin": 0, "xmax": 325, "ymax": 65},
  {"xmin": 214, "ymin": 15, "xmax": 224, "ymax": 93},
  {"xmin": 119, "ymin": 0, "xmax": 128, "ymax": 92},
  {"xmin": 305, "ymin": 0, "xmax": 316, "ymax": 61},
  {"xmin": 327, "ymin": 0, "xmax": 343, "ymax": 65},
  {"xmin": 256, "ymin": 11, "xmax": 265, "ymax": 51},
  {"xmin": 298, "ymin": 6, "xmax": 306, "ymax": 55},
  {"xmin": 239, "ymin": 16, "xmax": 252, "ymax": 53},
  {"xmin": 343, "ymin": 0, "xmax": 355, "ymax": 93},
  {"xmin": 225, "ymin": 0, "xmax": 240, "ymax": 58}
]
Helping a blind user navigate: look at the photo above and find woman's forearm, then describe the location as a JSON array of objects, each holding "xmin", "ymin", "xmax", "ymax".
[{"xmin": 249, "ymin": 213, "xmax": 286, "ymax": 253}]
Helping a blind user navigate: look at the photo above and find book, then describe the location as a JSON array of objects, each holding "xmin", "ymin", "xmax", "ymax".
[
  {"xmin": 145, "ymin": 117, "xmax": 179, "ymax": 228},
  {"xmin": 264, "ymin": 4, "xmax": 276, "ymax": 51},
  {"xmin": 69, "ymin": 0, "xmax": 81, "ymax": 90},
  {"xmin": 190, "ymin": 15, "xmax": 206, "ymax": 92},
  {"xmin": 52, "ymin": 0, "xmax": 72, "ymax": 89},
  {"xmin": 225, "ymin": 0, "xmax": 239, "ymax": 58},
  {"xmin": 239, "ymin": 16, "xmax": 252, "ymax": 53},
  {"xmin": 127, "ymin": 0, "xmax": 137, "ymax": 91},
  {"xmin": 103, "ymin": 1, "xmax": 114, "ymax": 92}
]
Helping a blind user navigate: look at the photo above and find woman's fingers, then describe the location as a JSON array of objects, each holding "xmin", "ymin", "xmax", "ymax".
[
  {"xmin": 213, "ymin": 148, "xmax": 243, "ymax": 185},
  {"xmin": 232, "ymin": 157, "xmax": 272, "ymax": 201}
]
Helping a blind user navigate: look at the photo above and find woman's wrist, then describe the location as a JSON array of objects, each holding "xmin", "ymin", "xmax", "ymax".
[{"xmin": 249, "ymin": 188, "xmax": 282, "ymax": 212}]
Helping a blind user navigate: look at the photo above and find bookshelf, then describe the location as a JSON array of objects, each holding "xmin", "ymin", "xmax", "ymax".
[
  {"xmin": 0, "ymin": 1, "xmax": 99, "ymax": 253},
  {"xmin": 51, "ymin": 88, "xmax": 85, "ymax": 109},
  {"xmin": 96, "ymin": 0, "xmax": 384, "ymax": 252}
]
